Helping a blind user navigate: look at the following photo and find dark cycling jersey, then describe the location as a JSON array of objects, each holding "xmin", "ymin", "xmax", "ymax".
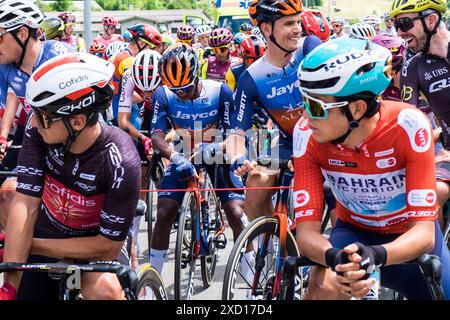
[
  {"xmin": 228, "ymin": 35, "xmax": 321, "ymax": 157},
  {"xmin": 400, "ymin": 43, "xmax": 450, "ymax": 148},
  {"xmin": 0, "ymin": 41, "xmax": 72, "ymax": 127},
  {"xmin": 16, "ymin": 119, "xmax": 141, "ymax": 241}
]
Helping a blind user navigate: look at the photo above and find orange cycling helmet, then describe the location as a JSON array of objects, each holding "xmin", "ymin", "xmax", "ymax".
[
  {"xmin": 249, "ymin": 0, "xmax": 303, "ymax": 27},
  {"xmin": 159, "ymin": 43, "xmax": 199, "ymax": 88},
  {"xmin": 300, "ymin": 10, "xmax": 331, "ymax": 42}
]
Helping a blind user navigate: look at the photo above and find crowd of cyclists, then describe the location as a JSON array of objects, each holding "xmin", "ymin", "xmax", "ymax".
[{"xmin": 0, "ymin": 0, "xmax": 449, "ymax": 300}]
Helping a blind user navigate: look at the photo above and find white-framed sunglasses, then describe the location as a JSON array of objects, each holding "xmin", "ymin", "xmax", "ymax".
[{"xmin": 301, "ymin": 89, "xmax": 349, "ymax": 120}]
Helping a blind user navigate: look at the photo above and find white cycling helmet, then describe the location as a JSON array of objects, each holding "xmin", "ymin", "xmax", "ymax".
[
  {"xmin": 105, "ymin": 41, "xmax": 128, "ymax": 59},
  {"xmin": 26, "ymin": 52, "xmax": 115, "ymax": 116},
  {"xmin": 360, "ymin": 15, "xmax": 381, "ymax": 28},
  {"xmin": 0, "ymin": 0, "xmax": 44, "ymax": 31},
  {"xmin": 331, "ymin": 17, "xmax": 346, "ymax": 25},
  {"xmin": 350, "ymin": 23, "xmax": 376, "ymax": 40},
  {"xmin": 196, "ymin": 24, "xmax": 212, "ymax": 37},
  {"xmin": 251, "ymin": 27, "xmax": 266, "ymax": 44},
  {"xmin": 131, "ymin": 49, "xmax": 162, "ymax": 92}
]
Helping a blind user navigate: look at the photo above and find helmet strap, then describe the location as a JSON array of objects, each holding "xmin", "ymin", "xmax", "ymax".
[
  {"xmin": 331, "ymin": 105, "xmax": 360, "ymax": 145},
  {"xmin": 11, "ymin": 28, "xmax": 31, "ymax": 68},
  {"xmin": 419, "ymin": 12, "xmax": 441, "ymax": 54},
  {"xmin": 268, "ymin": 22, "xmax": 296, "ymax": 57}
]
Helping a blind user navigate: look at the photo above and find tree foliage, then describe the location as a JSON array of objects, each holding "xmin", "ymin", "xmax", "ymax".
[{"xmin": 50, "ymin": 0, "xmax": 73, "ymax": 11}]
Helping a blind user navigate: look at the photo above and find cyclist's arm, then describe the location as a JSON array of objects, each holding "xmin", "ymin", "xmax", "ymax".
[
  {"xmin": 399, "ymin": 56, "xmax": 421, "ymax": 108},
  {"xmin": 382, "ymin": 109, "xmax": 437, "ymax": 265},
  {"xmin": 199, "ymin": 59, "xmax": 208, "ymax": 80},
  {"xmin": 150, "ymin": 87, "xmax": 174, "ymax": 159},
  {"xmin": 118, "ymin": 69, "xmax": 141, "ymax": 141},
  {"xmin": 0, "ymin": 91, "xmax": 19, "ymax": 140},
  {"xmin": 225, "ymin": 70, "xmax": 256, "ymax": 163},
  {"xmin": 77, "ymin": 37, "xmax": 86, "ymax": 53},
  {"xmin": 4, "ymin": 116, "xmax": 45, "ymax": 288},
  {"xmin": 292, "ymin": 118, "xmax": 331, "ymax": 266}
]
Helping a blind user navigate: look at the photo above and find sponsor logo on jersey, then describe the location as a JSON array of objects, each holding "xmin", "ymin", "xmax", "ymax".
[
  {"xmin": 295, "ymin": 209, "xmax": 314, "ymax": 219},
  {"xmin": 407, "ymin": 189, "xmax": 436, "ymax": 207},
  {"xmin": 293, "ymin": 118, "xmax": 312, "ymax": 158},
  {"xmin": 100, "ymin": 211, "xmax": 126, "ymax": 224},
  {"xmin": 16, "ymin": 166, "xmax": 44, "ymax": 176},
  {"xmin": 398, "ymin": 108, "xmax": 431, "ymax": 153},
  {"xmin": 75, "ymin": 181, "xmax": 97, "ymax": 192},
  {"xmin": 429, "ymin": 77, "xmax": 450, "ymax": 93},
  {"xmin": 328, "ymin": 159, "xmax": 358, "ymax": 168},
  {"xmin": 266, "ymin": 80, "xmax": 300, "ymax": 99},
  {"xmin": 374, "ymin": 148, "xmax": 394, "ymax": 157},
  {"xmin": 294, "ymin": 190, "xmax": 310, "ymax": 208},
  {"xmin": 106, "ymin": 143, "xmax": 124, "ymax": 189},
  {"xmin": 237, "ymin": 92, "xmax": 247, "ymax": 122},
  {"xmin": 80, "ymin": 173, "xmax": 96, "ymax": 181},
  {"xmin": 376, "ymin": 157, "xmax": 397, "ymax": 169},
  {"xmin": 172, "ymin": 109, "xmax": 218, "ymax": 121}
]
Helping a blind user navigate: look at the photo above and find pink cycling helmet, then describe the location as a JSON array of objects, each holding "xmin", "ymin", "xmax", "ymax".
[
  {"xmin": 371, "ymin": 35, "xmax": 405, "ymax": 69},
  {"xmin": 209, "ymin": 28, "xmax": 233, "ymax": 47}
]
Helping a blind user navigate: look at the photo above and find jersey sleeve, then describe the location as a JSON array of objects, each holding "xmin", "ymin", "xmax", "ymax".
[
  {"xmin": 200, "ymin": 60, "xmax": 208, "ymax": 79},
  {"xmin": 229, "ymin": 70, "xmax": 257, "ymax": 134},
  {"xmin": 0, "ymin": 66, "xmax": 10, "ymax": 109},
  {"xmin": 292, "ymin": 117, "xmax": 324, "ymax": 223},
  {"xmin": 150, "ymin": 86, "xmax": 170, "ymax": 135},
  {"xmin": 225, "ymin": 67, "xmax": 236, "ymax": 92},
  {"xmin": 15, "ymin": 115, "xmax": 46, "ymax": 198},
  {"xmin": 397, "ymin": 108, "xmax": 438, "ymax": 222},
  {"xmin": 118, "ymin": 69, "xmax": 134, "ymax": 114},
  {"xmin": 400, "ymin": 56, "xmax": 421, "ymax": 107},
  {"xmin": 100, "ymin": 136, "xmax": 141, "ymax": 241},
  {"xmin": 218, "ymin": 82, "xmax": 235, "ymax": 130}
]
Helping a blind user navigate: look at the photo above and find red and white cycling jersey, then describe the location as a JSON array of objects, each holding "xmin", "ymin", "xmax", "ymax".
[{"xmin": 293, "ymin": 101, "xmax": 438, "ymax": 234}]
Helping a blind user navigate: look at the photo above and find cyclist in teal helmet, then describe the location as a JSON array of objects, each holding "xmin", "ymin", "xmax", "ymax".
[
  {"xmin": 233, "ymin": 32, "xmax": 247, "ymax": 58},
  {"xmin": 294, "ymin": 37, "xmax": 450, "ymax": 300},
  {"xmin": 122, "ymin": 30, "xmax": 132, "ymax": 42}
]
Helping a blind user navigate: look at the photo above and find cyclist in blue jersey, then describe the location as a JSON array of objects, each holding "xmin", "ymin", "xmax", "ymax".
[
  {"xmin": 0, "ymin": 0, "xmax": 72, "ymax": 229},
  {"xmin": 149, "ymin": 43, "xmax": 248, "ymax": 274},
  {"xmin": 226, "ymin": 0, "xmax": 324, "ymax": 222}
]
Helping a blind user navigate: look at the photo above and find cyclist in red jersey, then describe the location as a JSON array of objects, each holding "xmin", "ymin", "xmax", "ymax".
[
  {"xmin": 293, "ymin": 38, "xmax": 450, "ymax": 300},
  {"xmin": 0, "ymin": 53, "xmax": 141, "ymax": 300},
  {"xmin": 94, "ymin": 16, "xmax": 124, "ymax": 48}
]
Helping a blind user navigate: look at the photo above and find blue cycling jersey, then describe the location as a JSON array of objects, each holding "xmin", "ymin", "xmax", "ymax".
[
  {"xmin": 151, "ymin": 79, "xmax": 233, "ymax": 149},
  {"xmin": 0, "ymin": 40, "xmax": 72, "ymax": 126},
  {"xmin": 229, "ymin": 36, "xmax": 321, "ymax": 144}
]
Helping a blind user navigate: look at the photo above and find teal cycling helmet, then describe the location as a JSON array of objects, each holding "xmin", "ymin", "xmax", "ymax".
[
  {"xmin": 234, "ymin": 32, "xmax": 247, "ymax": 45},
  {"xmin": 298, "ymin": 38, "xmax": 392, "ymax": 97}
]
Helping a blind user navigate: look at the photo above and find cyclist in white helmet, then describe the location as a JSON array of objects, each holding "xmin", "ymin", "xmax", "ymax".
[
  {"xmin": 195, "ymin": 24, "xmax": 212, "ymax": 48},
  {"xmin": 250, "ymin": 26, "xmax": 267, "ymax": 43},
  {"xmin": 349, "ymin": 23, "xmax": 377, "ymax": 40},
  {"xmin": 381, "ymin": 11, "xmax": 397, "ymax": 36},
  {"xmin": 360, "ymin": 14, "xmax": 382, "ymax": 34},
  {"xmin": 330, "ymin": 17, "xmax": 348, "ymax": 39},
  {"xmin": 105, "ymin": 41, "xmax": 128, "ymax": 60}
]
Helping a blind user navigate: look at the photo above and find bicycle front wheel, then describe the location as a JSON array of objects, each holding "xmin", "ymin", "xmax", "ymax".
[
  {"xmin": 222, "ymin": 216, "xmax": 299, "ymax": 300},
  {"xmin": 174, "ymin": 191, "xmax": 198, "ymax": 300},
  {"xmin": 136, "ymin": 263, "xmax": 168, "ymax": 300}
]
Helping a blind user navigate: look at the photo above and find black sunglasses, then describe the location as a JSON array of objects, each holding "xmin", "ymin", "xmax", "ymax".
[{"xmin": 394, "ymin": 16, "xmax": 422, "ymax": 32}]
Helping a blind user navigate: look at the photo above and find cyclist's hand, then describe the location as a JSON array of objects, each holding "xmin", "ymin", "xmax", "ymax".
[
  {"xmin": 325, "ymin": 247, "xmax": 351, "ymax": 272},
  {"xmin": 0, "ymin": 283, "xmax": 17, "ymax": 300},
  {"xmin": 232, "ymin": 157, "xmax": 257, "ymax": 177},
  {"xmin": 0, "ymin": 136, "xmax": 8, "ymax": 161},
  {"xmin": 435, "ymin": 149, "xmax": 450, "ymax": 163},
  {"xmin": 171, "ymin": 153, "xmax": 198, "ymax": 182},
  {"xmin": 140, "ymin": 136, "xmax": 153, "ymax": 160},
  {"xmin": 344, "ymin": 242, "xmax": 387, "ymax": 279}
]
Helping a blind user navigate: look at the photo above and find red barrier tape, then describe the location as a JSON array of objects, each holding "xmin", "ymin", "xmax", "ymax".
[{"xmin": 0, "ymin": 186, "xmax": 293, "ymax": 193}]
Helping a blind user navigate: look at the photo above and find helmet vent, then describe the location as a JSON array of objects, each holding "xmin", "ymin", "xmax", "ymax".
[
  {"xmin": 356, "ymin": 62, "xmax": 375, "ymax": 76},
  {"xmin": 300, "ymin": 77, "xmax": 340, "ymax": 90},
  {"xmin": 34, "ymin": 91, "xmax": 55, "ymax": 102}
]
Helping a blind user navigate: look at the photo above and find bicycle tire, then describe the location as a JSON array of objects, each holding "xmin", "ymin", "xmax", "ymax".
[
  {"xmin": 136, "ymin": 263, "xmax": 168, "ymax": 300},
  {"xmin": 174, "ymin": 191, "xmax": 198, "ymax": 300},
  {"xmin": 145, "ymin": 160, "xmax": 163, "ymax": 257},
  {"xmin": 222, "ymin": 216, "xmax": 299, "ymax": 300},
  {"xmin": 200, "ymin": 183, "xmax": 220, "ymax": 288}
]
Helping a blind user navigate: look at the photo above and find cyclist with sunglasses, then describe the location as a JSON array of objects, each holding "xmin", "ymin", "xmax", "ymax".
[
  {"xmin": 58, "ymin": 11, "xmax": 86, "ymax": 53},
  {"xmin": 0, "ymin": 0, "xmax": 72, "ymax": 225},
  {"xmin": 94, "ymin": 16, "xmax": 124, "ymax": 49},
  {"xmin": 200, "ymin": 28, "xmax": 241, "ymax": 82},
  {"xmin": 330, "ymin": 17, "xmax": 348, "ymax": 39},
  {"xmin": 0, "ymin": 53, "xmax": 141, "ymax": 300},
  {"xmin": 110, "ymin": 23, "xmax": 163, "ymax": 126},
  {"xmin": 293, "ymin": 37, "xmax": 450, "ymax": 300},
  {"xmin": 226, "ymin": 0, "xmax": 322, "ymax": 223},
  {"xmin": 149, "ymin": 43, "xmax": 247, "ymax": 274}
]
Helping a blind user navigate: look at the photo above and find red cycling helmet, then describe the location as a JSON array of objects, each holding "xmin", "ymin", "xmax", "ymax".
[
  {"xmin": 177, "ymin": 25, "xmax": 196, "ymax": 41},
  {"xmin": 127, "ymin": 23, "xmax": 163, "ymax": 48},
  {"xmin": 241, "ymin": 35, "xmax": 266, "ymax": 59},
  {"xmin": 300, "ymin": 10, "xmax": 330, "ymax": 42},
  {"xmin": 58, "ymin": 11, "xmax": 76, "ymax": 24},
  {"xmin": 209, "ymin": 28, "xmax": 233, "ymax": 47},
  {"xmin": 371, "ymin": 35, "xmax": 406, "ymax": 70},
  {"xmin": 102, "ymin": 16, "xmax": 120, "ymax": 27}
]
